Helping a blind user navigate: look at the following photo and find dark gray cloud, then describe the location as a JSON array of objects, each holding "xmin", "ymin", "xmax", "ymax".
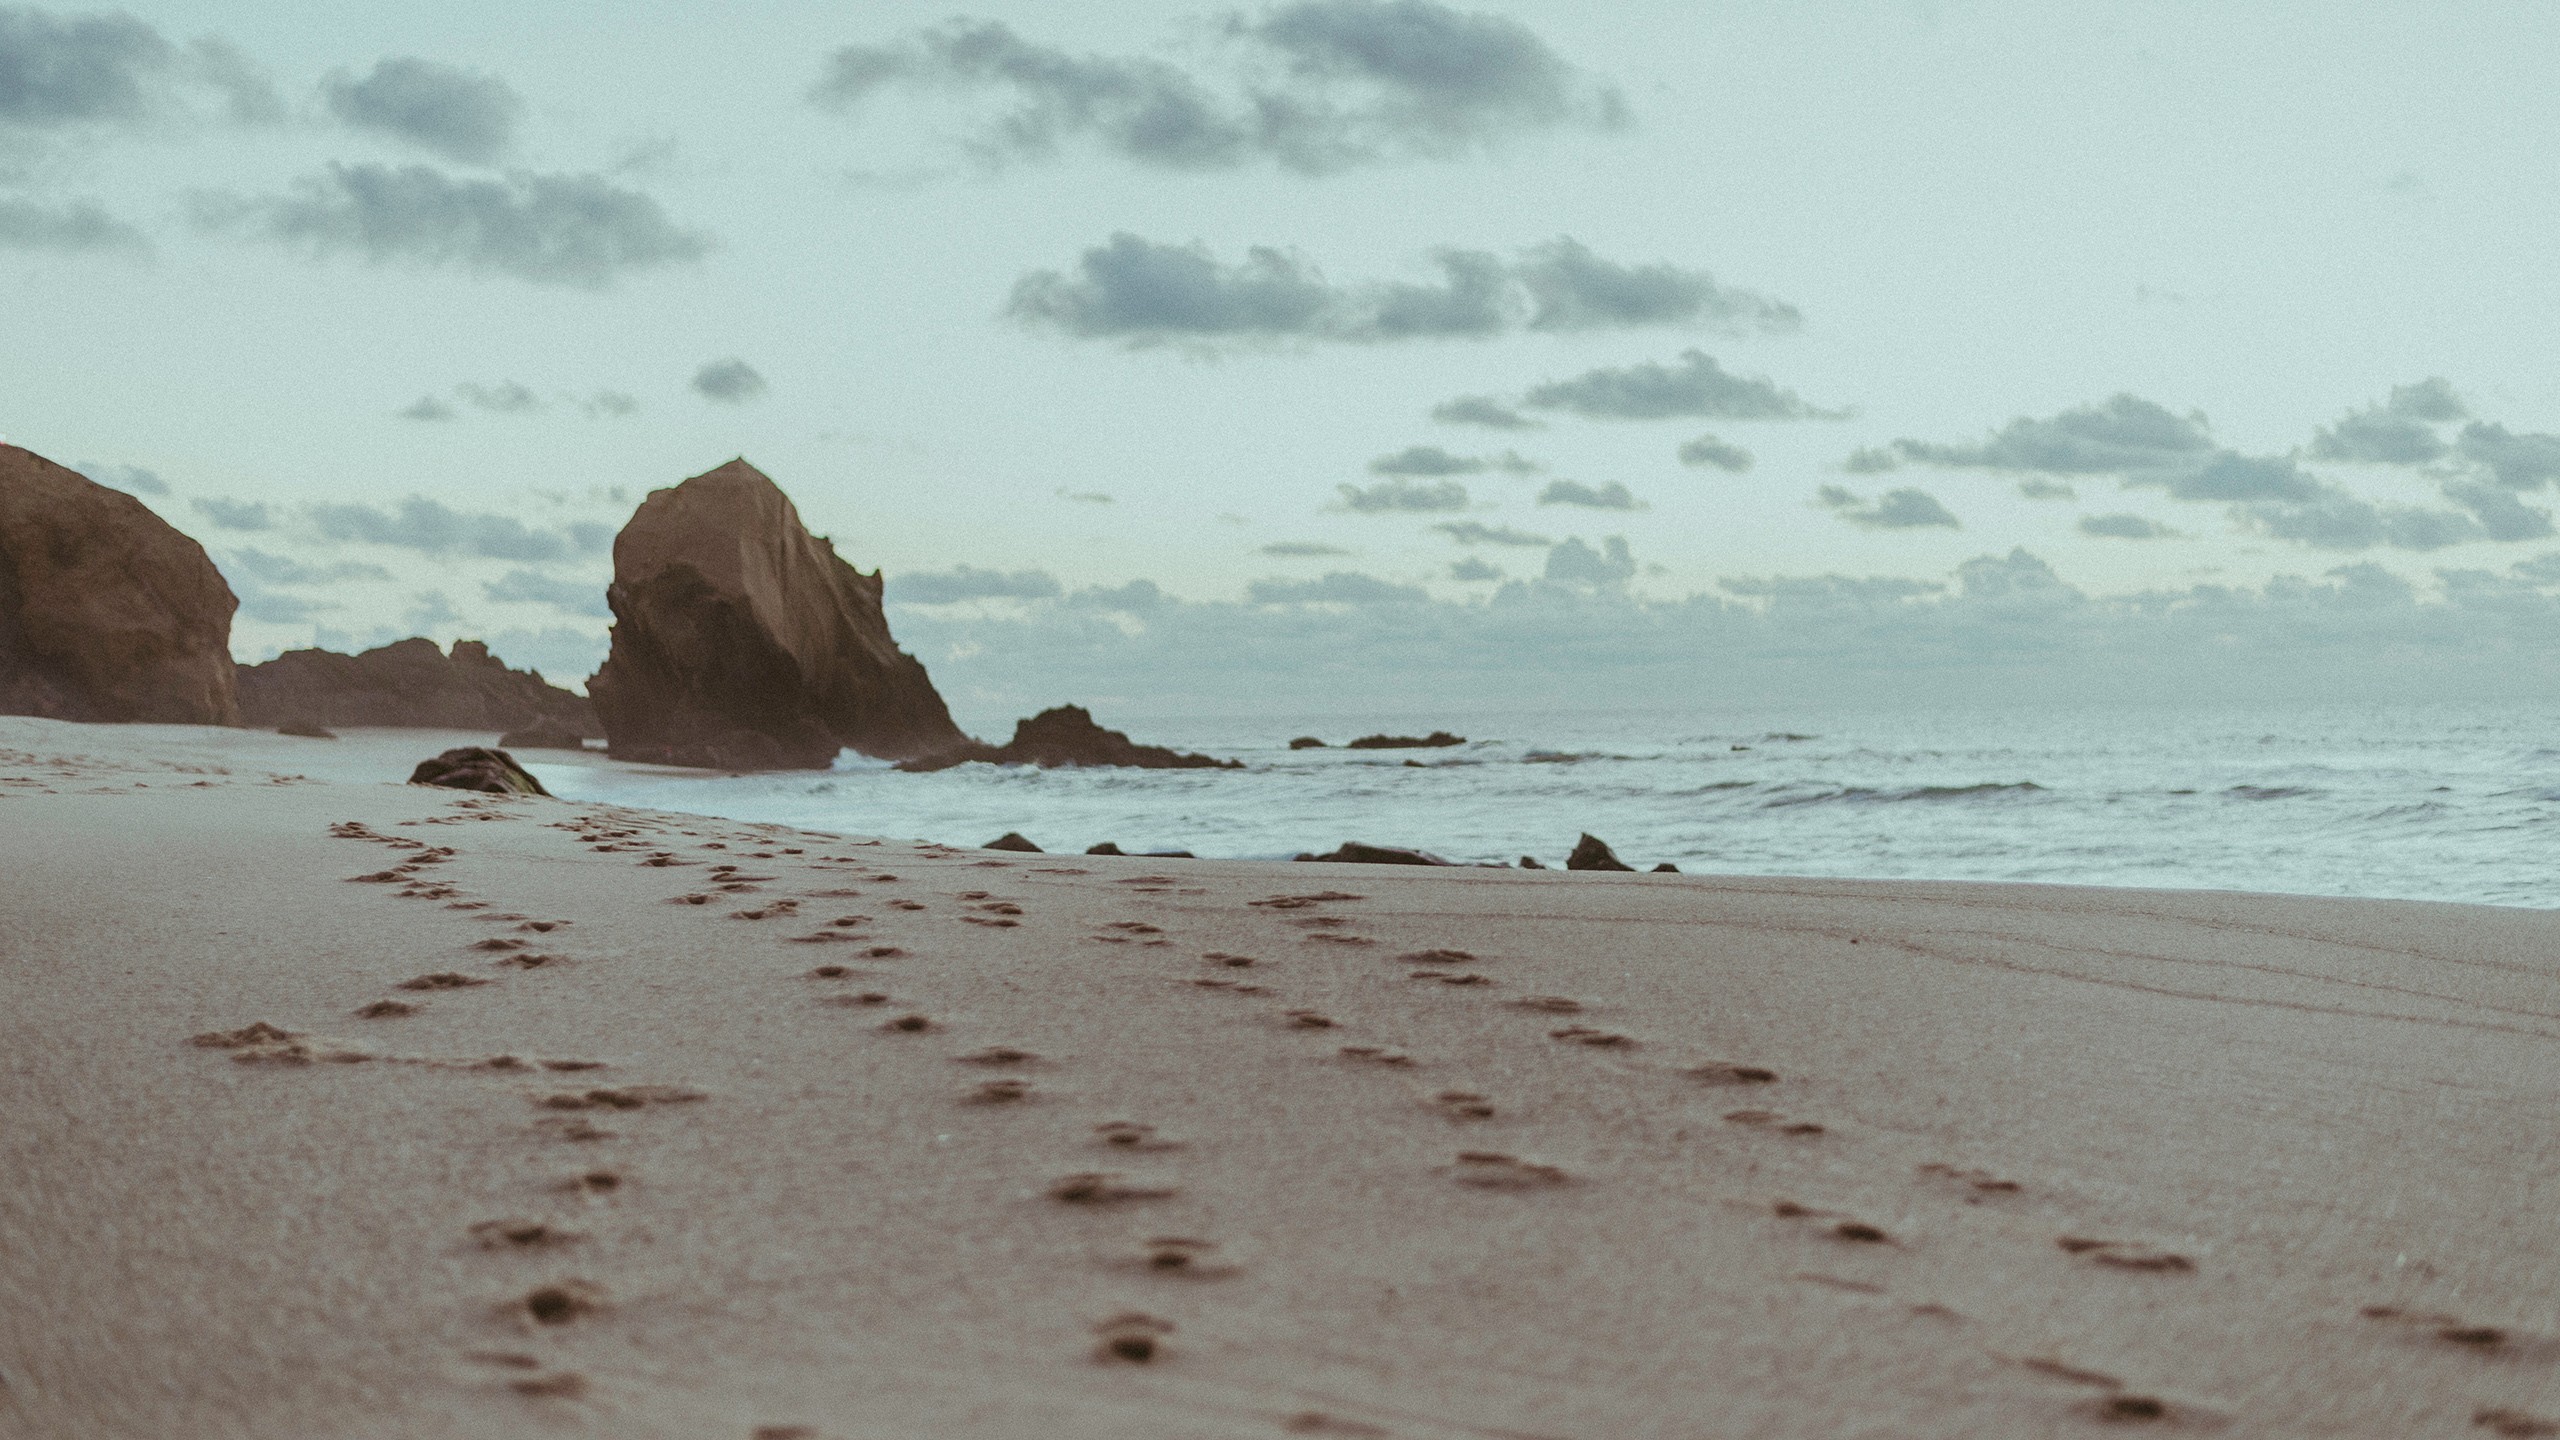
[
  {"xmin": 0, "ymin": 196, "xmax": 147, "ymax": 253},
  {"xmin": 307, "ymin": 495, "xmax": 609, "ymax": 562},
  {"xmin": 2309, "ymin": 410, "xmax": 2447, "ymax": 465},
  {"xmin": 1819, "ymin": 485, "xmax": 1958, "ymax": 530},
  {"xmin": 1537, "ymin": 478, "xmax": 1640, "ymax": 510},
  {"xmin": 222, "ymin": 547, "xmax": 389, "ymax": 585},
  {"xmin": 1450, "ymin": 556, "xmax": 1501, "ymax": 581},
  {"xmin": 1247, "ymin": 570, "xmax": 1429, "ymax": 605},
  {"xmin": 2132, "ymin": 451, "xmax": 2325, "ymax": 504},
  {"xmin": 2457, "ymin": 422, "xmax": 2560, "ymax": 490},
  {"xmin": 1433, "ymin": 520, "xmax": 1547, "ymax": 546},
  {"xmin": 1542, "ymin": 535, "xmax": 1633, "ymax": 586},
  {"xmin": 192, "ymin": 496, "xmax": 274, "ymax": 530},
  {"xmin": 1008, "ymin": 234, "xmax": 1789, "ymax": 348},
  {"xmin": 1336, "ymin": 476, "xmax": 1467, "ymax": 512},
  {"xmin": 2387, "ymin": 377, "xmax": 2466, "ymax": 423},
  {"xmin": 200, "ymin": 163, "xmax": 710, "ymax": 288},
  {"xmin": 73, "ymin": 460, "xmax": 165, "ymax": 495},
  {"xmin": 0, "ymin": 8, "xmax": 168, "ymax": 128},
  {"xmin": 1370, "ymin": 444, "xmax": 1482, "ymax": 476},
  {"xmin": 2442, "ymin": 478, "xmax": 2555, "ymax": 541},
  {"xmin": 2238, "ymin": 490, "xmax": 2484, "ymax": 552},
  {"xmin": 1431, "ymin": 394, "xmax": 1539, "ymax": 429},
  {"xmin": 812, "ymin": 3, "xmax": 1622, "ymax": 175},
  {"xmin": 2078, "ymin": 513, "xmax": 2174, "ymax": 540},
  {"xmin": 691, "ymin": 358, "xmax": 766, "ymax": 403},
  {"xmin": 398, "ymin": 395, "xmax": 457, "ymax": 421},
  {"xmin": 1520, "ymin": 349, "xmax": 1836, "ymax": 421},
  {"xmin": 483, "ymin": 568, "xmax": 608, "ymax": 617},
  {"xmin": 1894, "ymin": 394, "xmax": 2214, "ymax": 474},
  {"xmin": 325, "ymin": 57, "xmax": 522, "ymax": 164},
  {"xmin": 1677, "ymin": 434, "xmax": 1752, "ymax": 472},
  {"xmin": 890, "ymin": 565, "xmax": 1065, "ymax": 603},
  {"xmin": 457, "ymin": 380, "xmax": 541, "ymax": 413},
  {"xmin": 1259, "ymin": 540, "xmax": 1352, "ymax": 556}
]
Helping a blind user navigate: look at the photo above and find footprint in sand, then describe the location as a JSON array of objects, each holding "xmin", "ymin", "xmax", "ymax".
[
  {"xmin": 356, "ymin": 999, "xmax": 418, "ymax": 1019},
  {"xmin": 1512, "ymin": 995, "xmax": 1585, "ymax": 1015},
  {"xmin": 2476, "ymin": 1409, "xmax": 2560, "ymax": 1437},
  {"xmin": 1548, "ymin": 1024, "xmax": 1635, "ymax": 1048},
  {"xmin": 2361, "ymin": 1305, "xmax": 2540, "ymax": 1353},
  {"xmin": 1048, "ymin": 1172, "xmax": 1178, "ymax": 1205},
  {"xmin": 879, "ymin": 1013, "xmax": 937, "ymax": 1033},
  {"xmin": 1093, "ymin": 1311, "xmax": 1175, "ymax": 1363},
  {"xmin": 2057, "ymin": 1236, "xmax": 2195, "ymax": 1274},
  {"xmin": 967, "ymin": 1079, "xmax": 1033, "ymax": 1103},
  {"xmin": 957, "ymin": 1045, "xmax": 1041, "ymax": 1066},
  {"xmin": 508, "ymin": 1280, "xmax": 604, "ymax": 1326},
  {"xmin": 1339, "ymin": 1045, "xmax": 1416, "ymax": 1067},
  {"xmin": 807, "ymin": 964, "xmax": 854, "ymax": 979},
  {"xmin": 1127, "ymin": 1236, "xmax": 1240, "ymax": 1280},
  {"xmin": 559, "ymin": 1169, "xmax": 622, "ymax": 1195},
  {"xmin": 1917, "ymin": 1162, "xmax": 2022, "ymax": 1201},
  {"xmin": 1250, "ymin": 891, "xmax": 1365, "ymax": 910},
  {"xmin": 822, "ymin": 992, "xmax": 893, "ymax": 1008},
  {"xmin": 469, "ymin": 1219, "xmax": 583, "ymax": 1251},
  {"xmin": 1282, "ymin": 1413, "xmax": 1390, "ymax": 1437},
  {"xmin": 1095, "ymin": 1121, "xmax": 1183, "ymax": 1152},
  {"xmin": 537, "ymin": 1085, "xmax": 704, "ymax": 1111},
  {"xmin": 1399, "ymin": 948, "xmax": 1476, "ymax": 965},
  {"xmin": 1429, "ymin": 1089, "xmax": 1496, "ymax": 1120},
  {"xmin": 1446, "ymin": 1151, "xmax": 1568, "ymax": 1190},
  {"xmin": 1202, "ymin": 951, "xmax": 1257, "ymax": 967},
  {"xmin": 1688, "ymin": 1061, "xmax": 1779, "ymax": 1086},
  {"xmin": 1408, "ymin": 969, "xmax": 1494, "ymax": 986},
  {"xmin": 399, "ymin": 971, "xmax": 492, "ymax": 990},
  {"xmin": 1284, "ymin": 1010, "xmax": 1338, "ymax": 1029},
  {"xmin": 1724, "ymin": 1109, "xmax": 1826, "ymax": 1137}
]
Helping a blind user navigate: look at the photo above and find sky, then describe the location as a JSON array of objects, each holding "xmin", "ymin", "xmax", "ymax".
[{"xmin": 9, "ymin": 0, "xmax": 2560, "ymax": 727}]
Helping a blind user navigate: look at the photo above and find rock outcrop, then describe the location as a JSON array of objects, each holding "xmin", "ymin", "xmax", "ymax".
[
  {"xmin": 238, "ymin": 638, "xmax": 596, "ymax": 734},
  {"xmin": 1566, "ymin": 833, "xmax": 1635, "ymax": 871},
  {"xmin": 1346, "ymin": 731, "xmax": 1465, "ymax": 750},
  {"xmin": 900, "ymin": 705, "xmax": 1238, "ymax": 774},
  {"xmin": 588, "ymin": 460, "xmax": 967, "ymax": 770},
  {"xmin": 1294, "ymin": 842, "xmax": 1454, "ymax": 866},
  {"xmin": 409, "ymin": 746, "xmax": 549, "ymax": 796},
  {"xmin": 0, "ymin": 444, "xmax": 240, "ymax": 724}
]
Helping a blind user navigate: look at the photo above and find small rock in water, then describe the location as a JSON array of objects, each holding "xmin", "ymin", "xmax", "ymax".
[
  {"xmin": 1346, "ymin": 730, "xmax": 1465, "ymax": 750},
  {"xmin": 1565, "ymin": 833, "xmax": 1634, "ymax": 872},
  {"xmin": 1519, "ymin": 856, "xmax": 1546, "ymax": 869},
  {"xmin": 984, "ymin": 832, "xmax": 1043, "ymax": 853},
  {"xmin": 1288, "ymin": 736, "xmax": 1329, "ymax": 749},
  {"xmin": 1652, "ymin": 862, "xmax": 1680, "ymax": 873}
]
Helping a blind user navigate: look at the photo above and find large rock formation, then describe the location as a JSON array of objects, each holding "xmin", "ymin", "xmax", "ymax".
[
  {"xmin": 899, "ymin": 705, "xmax": 1238, "ymax": 773},
  {"xmin": 238, "ymin": 638, "xmax": 597, "ymax": 734},
  {"xmin": 0, "ymin": 444, "xmax": 240, "ymax": 724},
  {"xmin": 587, "ymin": 459, "xmax": 967, "ymax": 770}
]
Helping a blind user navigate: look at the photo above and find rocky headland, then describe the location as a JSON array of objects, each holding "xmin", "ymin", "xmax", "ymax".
[{"xmin": 238, "ymin": 638, "xmax": 597, "ymax": 736}]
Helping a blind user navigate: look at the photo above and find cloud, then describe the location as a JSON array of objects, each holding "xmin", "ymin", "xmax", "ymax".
[
  {"xmin": 398, "ymin": 395, "xmax": 457, "ymax": 421},
  {"xmin": 1431, "ymin": 394, "xmax": 1539, "ymax": 429},
  {"xmin": 1370, "ymin": 444, "xmax": 1482, "ymax": 476},
  {"xmin": 811, "ymin": 4, "xmax": 1623, "ymax": 175},
  {"xmin": 199, "ymin": 163, "xmax": 710, "ymax": 288},
  {"xmin": 1537, "ymin": 478, "xmax": 1640, "ymax": 510},
  {"xmin": 1008, "ymin": 233, "xmax": 1789, "ymax": 348},
  {"xmin": 2017, "ymin": 478, "xmax": 2076, "ymax": 501},
  {"xmin": 221, "ymin": 547, "xmax": 389, "ymax": 584},
  {"xmin": 192, "ymin": 496, "xmax": 274, "ymax": 530},
  {"xmin": 2457, "ymin": 422, "xmax": 2560, "ymax": 490},
  {"xmin": 890, "ymin": 564, "xmax": 1065, "ymax": 603},
  {"xmin": 404, "ymin": 589, "xmax": 461, "ymax": 630},
  {"xmin": 73, "ymin": 460, "xmax": 166, "ymax": 495},
  {"xmin": 1839, "ymin": 445, "xmax": 1898, "ymax": 475},
  {"xmin": 1515, "ymin": 237, "xmax": 1797, "ymax": 334},
  {"xmin": 2238, "ymin": 490, "xmax": 2484, "ymax": 552},
  {"xmin": 1336, "ymin": 476, "xmax": 1468, "ymax": 512},
  {"xmin": 691, "ymin": 357, "xmax": 767, "ymax": 403},
  {"xmin": 1894, "ymin": 393, "xmax": 2214, "ymax": 474},
  {"xmin": 324, "ymin": 57, "xmax": 522, "ymax": 164},
  {"xmin": 2309, "ymin": 410, "xmax": 2446, "ymax": 466},
  {"xmin": 1065, "ymin": 579, "xmax": 1167, "ymax": 612},
  {"xmin": 457, "ymin": 380, "xmax": 541, "ymax": 413},
  {"xmin": 1450, "ymin": 556, "xmax": 1501, "ymax": 581},
  {"xmin": 308, "ymin": 495, "xmax": 608, "ymax": 562},
  {"xmin": 1520, "ymin": 349, "xmax": 1835, "ymax": 421},
  {"xmin": 2078, "ymin": 513, "xmax": 2173, "ymax": 540},
  {"xmin": 483, "ymin": 567, "xmax": 609, "ymax": 616},
  {"xmin": 0, "ymin": 8, "xmax": 169, "ymax": 128},
  {"xmin": 1543, "ymin": 534, "xmax": 1633, "ymax": 586},
  {"xmin": 1677, "ymin": 434, "xmax": 1752, "ymax": 472},
  {"xmin": 1819, "ymin": 485, "xmax": 1959, "ymax": 529},
  {"xmin": 2387, "ymin": 377, "xmax": 2466, "ymax": 423},
  {"xmin": 584, "ymin": 391, "xmax": 637, "ymax": 417},
  {"xmin": 2132, "ymin": 451, "xmax": 2325, "ymax": 504},
  {"xmin": 0, "ymin": 197, "xmax": 147, "ymax": 253},
  {"xmin": 188, "ymin": 36, "xmax": 278, "ymax": 124},
  {"xmin": 1433, "ymin": 520, "xmax": 1548, "ymax": 546},
  {"xmin": 1259, "ymin": 541, "xmax": 1351, "ymax": 556},
  {"xmin": 1247, "ymin": 570, "xmax": 1429, "ymax": 605},
  {"xmin": 2442, "ymin": 478, "xmax": 2555, "ymax": 541}
]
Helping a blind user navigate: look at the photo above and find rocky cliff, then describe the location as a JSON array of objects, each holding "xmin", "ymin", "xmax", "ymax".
[
  {"xmin": 587, "ymin": 459, "xmax": 967, "ymax": 769},
  {"xmin": 0, "ymin": 445, "xmax": 240, "ymax": 725},
  {"xmin": 237, "ymin": 638, "xmax": 598, "ymax": 734}
]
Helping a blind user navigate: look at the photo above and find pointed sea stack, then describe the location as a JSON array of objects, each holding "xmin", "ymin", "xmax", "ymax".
[
  {"xmin": 0, "ymin": 445, "xmax": 240, "ymax": 725},
  {"xmin": 588, "ymin": 459, "xmax": 967, "ymax": 770}
]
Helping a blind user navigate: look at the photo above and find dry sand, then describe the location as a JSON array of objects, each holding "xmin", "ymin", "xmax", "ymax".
[{"xmin": 3, "ymin": 715, "xmax": 2557, "ymax": 1440}]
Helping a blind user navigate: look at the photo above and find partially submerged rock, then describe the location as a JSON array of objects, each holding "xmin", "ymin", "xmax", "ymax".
[
  {"xmin": 1566, "ymin": 834, "xmax": 1635, "ymax": 872},
  {"xmin": 1346, "ymin": 731, "xmax": 1464, "ymax": 750},
  {"xmin": 0, "ymin": 444, "xmax": 240, "ymax": 724},
  {"xmin": 589, "ymin": 459, "xmax": 968, "ymax": 770},
  {"xmin": 984, "ymin": 832, "xmax": 1042, "ymax": 852},
  {"xmin": 410, "ymin": 746, "xmax": 550, "ymax": 797},
  {"xmin": 239, "ymin": 638, "xmax": 595, "ymax": 735},
  {"xmin": 902, "ymin": 705, "xmax": 1237, "ymax": 773},
  {"xmin": 1295, "ymin": 842, "xmax": 1453, "ymax": 866},
  {"xmin": 1288, "ymin": 736, "xmax": 1328, "ymax": 749}
]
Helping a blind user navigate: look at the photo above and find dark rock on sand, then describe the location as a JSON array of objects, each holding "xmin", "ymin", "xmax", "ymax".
[
  {"xmin": 498, "ymin": 720, "xmax": 591, "ymax": 751},
  {"xmin": 239, "ymin": 638, "xmax": 596, "ymax": 735},
  {"xmin": 277, "ymin": 721, "xmax": 337, "ymax": 739},
  {"xmin": 985, "ymin": 832, "xmax": 1042, "ymax": 852},
  {"xmin": 589, "ymin": 459, "xmax": 967, "ymax": 771},
  {"xmin": 1346, "ymin": 731, "xmax": 1464, "ymax": 750},
  {"xmin": 1519, "ymin": 855, "xmax": 1546, "ymax": 869},
  {"xmin": 1086, "ymin": 842, "xmax": 1126, "ymax": 855},
  {"xmin": 1288, "ymin": 736, "xmax": 1328, "ymax": 749},
  {"xmin": 1566, "ymin": 833, "xmax": 1635, "ymax": 872},
  {"xmin": 1295, "ymin": 842, "xmax": 1453, "ymax": 866},
  {"xmin": 410, "ymin": 746, "xmax": 549, "ymax": 797},
  {"xmin": 0, "ymin": 444, "xmax": 239, "ymax": 725},
  {"xmin": 902, "ymin": 705, "xmax": 1237, "ymax": 773},
  {"xmin": 1652, "ymin": 862, "xmax": 1681, "ymax": 873}
]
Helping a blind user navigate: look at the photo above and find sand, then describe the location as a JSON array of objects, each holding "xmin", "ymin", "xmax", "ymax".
[{"xmin": 2, "ymin": 715, "xmax": 2556, "ymax": 1440}]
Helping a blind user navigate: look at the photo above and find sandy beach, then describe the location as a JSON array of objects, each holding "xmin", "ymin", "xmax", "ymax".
[{"xmin": 4, "ymin": 715, "xmax": 2557, "ymax": 1440}]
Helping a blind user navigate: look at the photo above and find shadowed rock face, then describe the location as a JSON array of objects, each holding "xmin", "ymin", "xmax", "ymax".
[
  {"xmin": 238, "ymin": 638, "xmax": 596, "ymax": 734},
  {"xmin": 899, "ymin": 705, "xmax": 1240, "ymax": 773},
  {"xmin": 588, "ymin": 459, "xmax": 966, "ymax": 770},
  {"xmin": 409, "ymin": 746, "xmax": 549, "ymax": 796},
  {"xmin": 0, "ymin": 445, "xmax": 240, "ymax": 725}
]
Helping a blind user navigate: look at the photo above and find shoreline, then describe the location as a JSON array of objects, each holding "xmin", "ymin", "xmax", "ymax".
[{"xmin": 4, "ymin": 715, "xmax": 2558, "ymax": 1438}]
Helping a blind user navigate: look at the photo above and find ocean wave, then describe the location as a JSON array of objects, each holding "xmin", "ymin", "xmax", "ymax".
[
  {"xmin": 2224, "ymin": 785, "xmax": 2316, "ymax": 801},
  {"xmin": 1760, "ymin": 781, "xmax": 2047, "ymax": 809}
]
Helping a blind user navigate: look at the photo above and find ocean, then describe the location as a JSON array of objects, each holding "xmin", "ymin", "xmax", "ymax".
[{"xmin": 529, "ymin": 700, "xmax": 2560, "ymax": 909}]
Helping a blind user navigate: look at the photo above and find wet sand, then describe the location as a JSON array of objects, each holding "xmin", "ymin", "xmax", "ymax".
[{"xmin": 3, "ymin": 715, "xmax": 2556, "ymax": 1439}]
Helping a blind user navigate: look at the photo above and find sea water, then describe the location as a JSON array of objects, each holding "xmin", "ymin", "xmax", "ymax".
[{"xmin": 528, "ymin": 700, "xmax": 2560, "ymax": 909}]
